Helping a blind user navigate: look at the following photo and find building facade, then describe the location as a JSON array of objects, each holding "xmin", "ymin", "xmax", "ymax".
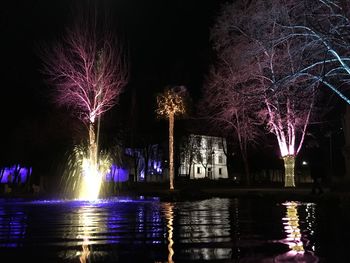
[{"xmin": 179, "ymin": 134, "xmax": 228, "ymax": 179}]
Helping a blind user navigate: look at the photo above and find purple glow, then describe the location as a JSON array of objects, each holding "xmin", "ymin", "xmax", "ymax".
[
  {"xmin": 104, "ymin": 165, "xmax": 128, "ymax": 182},
  {"xmin": 0, "ymin": 165, "xmax": 32, "ymax": 184},
  {"xmin": 1, "ymin": 196, "xmax": 159, "ymax": 206},
  {"xmin": 125, "ymin": 146, "xmax": 163, "ymax": 181}
]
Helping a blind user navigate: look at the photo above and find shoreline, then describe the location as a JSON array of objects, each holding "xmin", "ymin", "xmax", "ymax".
[{"xmin": 1, "ymin": 185, "xmax": 348, "ymax": 204}]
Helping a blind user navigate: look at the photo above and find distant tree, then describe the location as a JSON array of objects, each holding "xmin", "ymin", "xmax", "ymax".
[
  {"xmin": 41, "ymin": 12, "xmax": 128, "ymax": 170},
  {"xmin": 125, "ymin": 148, "xmax": 141, "ymax": 183},
  {"xmin": 179, "ymin": 135, "xmax": 201, "ymax": 178},
  {"xmin": 156, "ymin": 86, "xmax": 187, "ymax": 190},
  {"xmin": 202, "ymin": 64, "xmax": 262, "ymax": 185},
  {"xmin": 210, "ymin": 0, "xmax": 318, "ymax": 187}
]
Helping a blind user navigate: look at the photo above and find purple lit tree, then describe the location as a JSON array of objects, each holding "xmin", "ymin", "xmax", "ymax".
[
  {"xmin": 41, "ymin": 17, "xmax": 128, "ymax": 178},
  {"xmin": 210, "ymin": 0, "xmax": 318, "ymax": 187}
]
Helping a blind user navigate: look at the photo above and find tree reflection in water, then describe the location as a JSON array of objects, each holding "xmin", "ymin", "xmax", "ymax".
[
  {"xmin": 163, "ymin": 203, "xmax": 175, "ymax": 263},
  {"xmin": 274, "ymin": 201, "xmax": 319, "ymax": 263}
]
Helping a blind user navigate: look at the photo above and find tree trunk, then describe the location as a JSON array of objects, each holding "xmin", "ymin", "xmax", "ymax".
[
  {"xmin": 0, "ymin": 169, "xmax": 4, "ymax": 184},
  {"xmin": 283, "ymin": 155, "xmax": 296, "ymax": 187},
  {"xmin": 169, "ymin": 113, "xmax": 174, "ymax": 190},
  {"xmin": 188, "ymin": 160, "xmax": 192, "ymax": 180},
  {"xmin": 89, "ymin": 122, "xmax": 97, "ymax": 168},
  {"xmin": 242, "ymin": 154, "xmax": 250, "ymax": 186},
  {"xmin": 132, "ymin": 154, "xmax": 138, "ymax": 183},
  {"xmin": 343, "ymin": 105, "xmax": 350, "ymax": 181}
]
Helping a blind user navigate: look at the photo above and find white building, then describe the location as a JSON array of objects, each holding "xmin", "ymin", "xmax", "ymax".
[{"xmin": 179, "ymin": 134, "xmax": 229, "ymax": 179}]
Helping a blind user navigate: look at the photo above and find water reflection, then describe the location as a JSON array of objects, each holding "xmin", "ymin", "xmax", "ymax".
[
  {"xmin": 282, "ymin": 201, "xmax": 304, "ymax": 253},
  {"xmin": 0, "ymin": 197, "xmax": 343, "ymax": 262},
  {"xmin": 163, "ymin": 203, "xmax": 174, "ymax": 263},
  {"xmin": 177, "ymin": 198, "xmax": 232, "ymax": 261},
  {"xmin": 304, "ymin": 203, "xmax": 316, "ymax": 252},
  {"xmin": 78, "ymin": 206, "xmax": 93, "ymax": 263},
  {"xmin": 274, "ymin": 201, "xmax": 319, "ymax": 262},
  {"xmin": 0, "ymin": 206, "xmax": 27, "ymax": 247}
]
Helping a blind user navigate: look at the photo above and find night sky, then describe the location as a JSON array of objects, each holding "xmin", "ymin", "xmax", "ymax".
[
  {"xmin": 1, "ymin": 0, "xmax": 347, "ymax": 179},
  {"xmin": 0, "ymin": 0, "xmax": 226, "ymax": 170}
]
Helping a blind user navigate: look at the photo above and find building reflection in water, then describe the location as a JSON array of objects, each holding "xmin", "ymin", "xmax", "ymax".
[
  {"xmin": 163, "ymin": 203, "xmax": 175, "ymax": 263},
  {"xmin": 178, "ymin": 198, "xmax": 232, "ymax": 261}
]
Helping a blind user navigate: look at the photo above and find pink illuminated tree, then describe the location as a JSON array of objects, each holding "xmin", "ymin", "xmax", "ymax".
[
  {"xmin": 41, "ymin": 17, "xmax": 128, "ymax": 167},
  {"xmin": 202, "ymin": 63, "xmax": 261, "ymax": 185},
  {"xmin": 210, "ymin": 0, "xmax": 318, "ymax": 187}
]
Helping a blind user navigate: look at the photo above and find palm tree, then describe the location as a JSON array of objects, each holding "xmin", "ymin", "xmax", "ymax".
[{"xmin": 156, "ymin": 86, "xmax": 187, "ymax": 190}]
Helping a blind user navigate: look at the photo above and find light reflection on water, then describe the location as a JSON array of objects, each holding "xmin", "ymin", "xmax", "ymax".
[
  {"xmin": 0, "ymin": 197, "xmax": 345, "ymax": 262},
  {"xmin": 163, "ymin": 203, "xmax": 174, "ymax": 263},
  {"xmin": 273, "ymin": 201, "xmax": 319, "ymax": 263}
]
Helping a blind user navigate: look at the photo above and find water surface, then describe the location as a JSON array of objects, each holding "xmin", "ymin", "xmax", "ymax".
[{"xmin": 0, "ymin": 196, "xmax": 348, "ymax": 262}]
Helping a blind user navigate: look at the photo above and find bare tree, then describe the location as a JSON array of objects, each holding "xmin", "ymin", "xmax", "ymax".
[
  {"xmin": 179, "ymin": 135, "xmax": 201, "ymax": 179},
  {"xmin": 41, "ymin": 13, "xmax": 128, "ymax": 173},
  {"xmin": 210, "ymin": 0, "xmax": 317, "ymax": 187},
  {"xmin": 202, "ymin": 62, "xmax": 262, "ymax": 185},
  {"xmin": 196, "ymin": 136, "xmax": 215, "ymax": 179},
  {"xmin": 156, "ymin": 86, "xmax": 187, "ymax": 190},
  {"xmin": 275, "ymin": 0, "xmax": 350, "ymax": 104}
]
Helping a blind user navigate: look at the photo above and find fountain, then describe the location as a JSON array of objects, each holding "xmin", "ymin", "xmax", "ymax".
[{"xmin": 59, "ymin": 142, "xmax": 113, "ymax": 201}]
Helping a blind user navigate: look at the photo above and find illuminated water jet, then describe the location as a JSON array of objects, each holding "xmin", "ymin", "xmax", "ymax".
[{"xmin": 60, "ymin": 144, "xmax": 112, "ymax": 201}]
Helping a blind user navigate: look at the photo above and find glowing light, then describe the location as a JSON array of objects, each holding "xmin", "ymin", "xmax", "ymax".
[
  {"xmin": 163, "ymin": 203, "xmax": 175, "ymax": 263},
  {"xmin": 283, "ymin": 155, "xmax": 295, "ymax": 187},
  {"xmin": 302, "ymin": 161, "xmax": 307, "ymax": 166},
  {"xmin": 0, "ymin": 165, "xmax": 32, "ymax": 184},
  {"xmin": 79, "ymin": 151, "xmax": 112, "ymax": 201},
  {"xmin": 61, "ymin": 144, "xmax": 112, "ymax": 201},
  {"xmin": 79, "ymin": 158, "xmax": 103, "ymax": 201},
  {"xmin": 105, "ymin": 165, "xmax": 129, "ymax": 182},
  {"xmin": 156, "ymin": 87, "xmax": 187, "ymax": 190},
  {"xmin": 79, "ymin": 237, "xmax": 90, "ymax": 263},
  {"xmin": 282, "ymin": 201, "xmax": 304, "ymax": 254},
  {"xmin": 78, "ymin": 207, "xmax": 94, "ymax": 263}
]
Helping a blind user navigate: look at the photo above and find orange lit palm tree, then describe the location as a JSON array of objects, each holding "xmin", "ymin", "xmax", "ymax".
[{"xmin": 156, "ymin": 86, "xmax": 186, "ymax": 190}]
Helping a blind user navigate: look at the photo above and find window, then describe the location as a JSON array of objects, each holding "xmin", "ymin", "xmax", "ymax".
[
  {"xmin": 218, "ymin": 155, "xmax": 223, "ymax": 164},
  {"xmin": 218, "ymin": 141, "xmax": 223, "ymax": 149},
  {"xmin": 197, "ymin": 167, "xmax": 201, "ymax": 174},
  {"xmin": 219, "ymin": 168, "xmax": 222, "ymax": 175},
  {"xmin": 208, "ymin": 167, "xmax": 212, "ymax": 178}
]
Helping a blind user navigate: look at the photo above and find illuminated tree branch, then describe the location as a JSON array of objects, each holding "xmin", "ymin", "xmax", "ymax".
[
  {"xmin": 42, "ymin": 20, "xmax": 128, "ymax": 126},
  {"xmin": 210, "ymin": 0, "xmax": 318, "ymax": 187}
]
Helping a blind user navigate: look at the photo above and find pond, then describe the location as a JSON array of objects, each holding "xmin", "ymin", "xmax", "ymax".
[{"xmin": 0, "ymin": 196, "xmax": 349, "ymax": 262}]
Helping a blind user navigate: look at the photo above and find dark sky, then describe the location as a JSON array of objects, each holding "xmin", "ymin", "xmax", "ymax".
[{"xmin": 0, "ymin": 0, "xmax": 226, "ymax": 167}]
